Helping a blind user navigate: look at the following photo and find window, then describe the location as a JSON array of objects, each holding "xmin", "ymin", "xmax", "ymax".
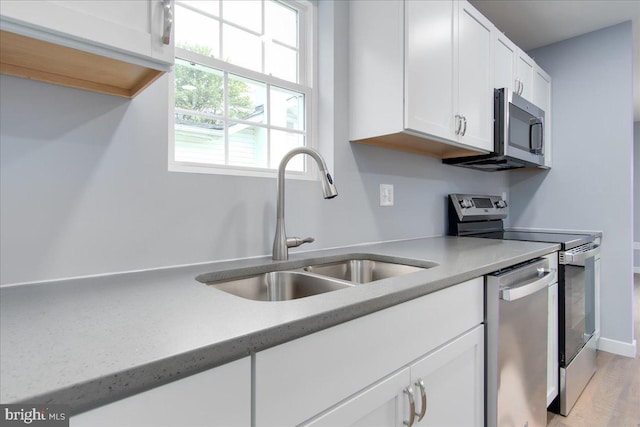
[{"xmin": 170, "ymin": 0, "xmax": 314, "ymax": 177}]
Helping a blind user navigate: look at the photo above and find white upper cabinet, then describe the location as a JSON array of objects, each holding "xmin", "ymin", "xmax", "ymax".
[
  {"xmin": 0, "ymin": 0, "xmax": 174, "ymax": 98},
  {"xmin": 516, "ymin": 49, "xmax": 535, "ymax": 101},
  {"xmin": 492, "ymin": 32, "xmax": 536, "ymax": 101},
  {"xmin": 533, "ymin": 65, "xmax": 552, "ymax": 167},
  {"xmin": 404, "ymin": 0, "xmax": 456, "ymax": 144},
  {"xmin": 455, "ymin": 1, "xmax": 493, "ymax": 151},
  {"xmin": 492, "ymin": 30, "xmax": 552, "ymax": 168},
  {"xmin": 493, "ymin": 32, "xmax": 518, "ymax": 92},
  {"xmin": 350, "ymin": 0, "xmax": 494, "ymax": 159}
]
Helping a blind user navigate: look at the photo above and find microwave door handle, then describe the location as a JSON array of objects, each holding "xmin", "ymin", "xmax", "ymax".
[{"xmin": 529, "ymin": 117, "xmax": 544, "ymax": 154}]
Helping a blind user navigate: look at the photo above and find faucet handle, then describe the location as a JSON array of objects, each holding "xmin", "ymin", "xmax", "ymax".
[{"xmin": 286, "ymin": 237, "xmax": 315, "ymax": 248}]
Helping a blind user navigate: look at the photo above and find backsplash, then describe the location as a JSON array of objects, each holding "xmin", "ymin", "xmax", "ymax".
[{"xmin": 0, "ymin": 72, "xmax": 508, "ymax": 285}]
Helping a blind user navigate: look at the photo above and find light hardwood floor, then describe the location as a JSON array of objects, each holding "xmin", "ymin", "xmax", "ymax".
[{"xmin": 547, "ymin": 274, "xmax": 640, "ymax": 427}]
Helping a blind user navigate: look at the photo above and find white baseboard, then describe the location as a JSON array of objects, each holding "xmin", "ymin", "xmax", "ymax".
[
  {"xmin": 635, "ymin": 267, "xmax": 640, "ymax": 274},
  {"xmin": 597, "ymin": 337, "xmax": 637, "ymax": 358}
]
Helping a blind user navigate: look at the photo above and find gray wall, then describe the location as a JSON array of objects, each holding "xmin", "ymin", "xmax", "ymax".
[
  {"xmin": 0, "ymin": 1, "xmax": 509, "ymax": 285},
  {"xmin": 512, "ymin": 22, "xmax": 635, "ymax": 346},
  {"xmin": 635, "ymin": 122, "xmax": 640, "ymax": 270}
]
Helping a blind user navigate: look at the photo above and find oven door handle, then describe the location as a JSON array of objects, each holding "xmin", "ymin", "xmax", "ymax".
[
  {"xmin": 500, "ymin": 270, "xmax": 554, "ymax": 301},
  {"xmin": 561, "ymin": 245, "xmax": 600, "ymax": 266}
]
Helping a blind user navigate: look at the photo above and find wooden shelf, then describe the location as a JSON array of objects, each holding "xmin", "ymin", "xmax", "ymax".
[{"xmin": 0, "ymin": 30, "xmax": 164, "ymax": 98}]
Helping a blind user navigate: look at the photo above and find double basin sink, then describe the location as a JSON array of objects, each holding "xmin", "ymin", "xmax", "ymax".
[{"xmin": 196, "ymin": 255, "xmax": 438, "ymax": 302}]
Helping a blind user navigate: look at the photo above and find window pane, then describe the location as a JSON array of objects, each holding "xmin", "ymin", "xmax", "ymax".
[
  {"xmin": 270, "ymin": 130, "xmax": 304, "ymax": 171},
  {"xmin": 180, "ymin": 0, "xmax": 219, "ymax": 17},
  {"xmin": 222, "ymin": 0, "xmax": 262, "ymax": 33},
  {"xmin": 175, "ymin": 122, "xmax": 225, "ymax": 165},
  {"xmin": 266, "ymin": 1, "xmax": 297, "ymax": 47},
  {"xmin": 228, "ymin": 73, "xmax": 266, "ymax": 123},
  {"xmin": 223, "ymin": 24, "xmax": 262, "ymax": 73},
  {"xmin": 270, "ymin": 86, "xmax": 303, "ymax": 130},
  {"xmin": 266, "ymin": 43, "xmax": 297, "ymax": 82},
  {"xmin": 228, "ymin": 122, "xmax": 268, "ymax": 168},
  {"xmin": 175, "ymin": 5, "xmax": 220, "ymax": 58},
  {"xmin": 175, "ymin": 59, "xmax": 225, "ymax": 117}
]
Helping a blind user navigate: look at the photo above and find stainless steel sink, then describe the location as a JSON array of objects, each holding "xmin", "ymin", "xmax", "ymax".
[
  {"xmin": 303, "ymin": 259, "xmax": 429, "ymax": 284},
  {"xmin": 198, "ymin": 254, "xmax": 438, "ymax": 301},
  {"xmin": 205, "ymin": 271, "xmax": 353, "ymax": 302}
]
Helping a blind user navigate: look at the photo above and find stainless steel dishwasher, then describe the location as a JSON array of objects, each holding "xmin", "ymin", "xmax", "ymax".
[{"xmin": 486, "ymin": 258, "xmax": 554, "ymax": 427}]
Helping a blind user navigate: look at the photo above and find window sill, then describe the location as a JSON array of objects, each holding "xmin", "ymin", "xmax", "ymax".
[{"xmin": 168, "ymin": 161, "xmax": 318, "ymax": 181}]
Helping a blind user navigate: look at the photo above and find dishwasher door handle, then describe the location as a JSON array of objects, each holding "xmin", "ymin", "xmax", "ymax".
[{"xmin": 500, "ymin": 270, "xmax": 553, "ymax": 301}]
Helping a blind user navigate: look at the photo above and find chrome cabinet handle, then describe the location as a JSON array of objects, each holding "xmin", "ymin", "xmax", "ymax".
[
  {"xmin": 454, "ymin": 114, "xmax": 462, "ymax": 135},
  {"xmin": 414, "ymin": 379, "xmax": 427, "ymax": 421},
  {"xmin": 403, "ymin": 387, "xmax": 416, "ymax": 426},
  {"xmin": 515, "ymin": 79, "xmax": 523, "ymax": 95},
  {"xmin": 461, "ymin": 116, "xmax": 467, "ymax": 136},
  {"xmin": 162, "ymin": 0, "xmax": 173, "ymax": 45}
]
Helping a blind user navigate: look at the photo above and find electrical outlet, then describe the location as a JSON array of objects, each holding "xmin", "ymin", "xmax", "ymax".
[{"xmin": 380, "ymin": 184, "xmax": 394, "ymax": 206}]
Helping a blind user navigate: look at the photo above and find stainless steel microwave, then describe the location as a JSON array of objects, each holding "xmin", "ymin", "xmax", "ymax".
[{"xmin": 444, "ymin": 88, "xmax": 546, "ymax": 171}]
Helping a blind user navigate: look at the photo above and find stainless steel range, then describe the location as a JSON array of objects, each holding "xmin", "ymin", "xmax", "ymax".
[{"xmin": 448, "ymin": 193, "xmax": 600, "ymax": 419}]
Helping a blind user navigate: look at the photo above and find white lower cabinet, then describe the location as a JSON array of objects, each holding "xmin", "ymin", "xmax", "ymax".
[
  {"xmin": 303, "ymin": 367, "xmax": 412, "ymax": 426},
  {"xmin": 70, "ymin": 357, "xmax": 251, "ymax": 427},
  {"xmin": 255, "ymin": 277, "xmax": 484, "ymax": 426},
  {"xmin": 70, "ymin": 278, "xmax": 487, "ymax": 427},
  {"xmin": 303, "ymin": 326, "xmax": 484, "ymax": 427}
]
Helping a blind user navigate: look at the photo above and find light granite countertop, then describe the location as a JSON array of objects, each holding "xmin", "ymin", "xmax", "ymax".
[{"xmin": 0, "ymin": 236, "xmax": 559, "ymax": 414}]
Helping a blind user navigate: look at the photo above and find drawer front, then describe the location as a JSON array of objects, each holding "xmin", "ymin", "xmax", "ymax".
[
  {"xmin": 255, "ymin": 277, "xmax": 483, "ymax": 426},
  {"xmin": 71, "ymin": 357, "xmax": 250, "ymax": 427}
]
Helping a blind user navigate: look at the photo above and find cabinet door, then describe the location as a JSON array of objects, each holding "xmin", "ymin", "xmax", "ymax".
[
  {"xmin": 456, "ymin": 1, "xmax": 493, "ymax": 151},
  {"xmin": 547, "ymin": 282, "xmax": 559, "ymax": 406},
  {"xmin": 70, "ymin": 357, "xmax": 251, "ymax": 427},
  {"xmin": 0, "ymin": 0, "xmax": 172, "ymax": 67},
  {"xmin": 301, "ymin": 368, "xmax": 411, "ymax": 427},
  {"xmin": 516, "ymin": 50, "xmax": 535, "ymax": 101},
  {"xmin": 493, "ymin": 32, "xmax": 517, "ymax": 92},
  {"xmin": 405, "ymin": 0, "xmax": 456, "ymax": 140},
  {"xmin": 533, "ymin": 66, "xmax": 552, "ymax": 168},
  {"xmin": 349, "ymin": 0, "xmax": 404, "ymax": 141},
  {"xmin": 410, "ymin": 325, "xmax": 484, "ymax": 426}
]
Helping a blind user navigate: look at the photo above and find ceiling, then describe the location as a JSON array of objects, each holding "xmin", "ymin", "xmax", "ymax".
[{"xmin": 469, "ymin": 0, "xmax": 640, "ymax": 122}]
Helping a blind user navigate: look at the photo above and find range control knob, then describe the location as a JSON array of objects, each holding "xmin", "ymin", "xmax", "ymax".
[
  {"xmin": 459, "ymin": 199, "xmax": 474, "ymax": 209},
  {"xmin": 495, "ymin": 200, "xmax": 508, "ymax": 209}
]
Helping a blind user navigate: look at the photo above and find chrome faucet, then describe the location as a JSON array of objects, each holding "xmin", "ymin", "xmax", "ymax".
[{"xmin": 273, "ymin": 147, "xmax": 338, "ymax": 261}]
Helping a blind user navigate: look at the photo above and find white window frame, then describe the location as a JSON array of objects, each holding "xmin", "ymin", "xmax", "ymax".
[{"xmin": 168, "ymin": 0, "xmax": 318, "ymax": 181}]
